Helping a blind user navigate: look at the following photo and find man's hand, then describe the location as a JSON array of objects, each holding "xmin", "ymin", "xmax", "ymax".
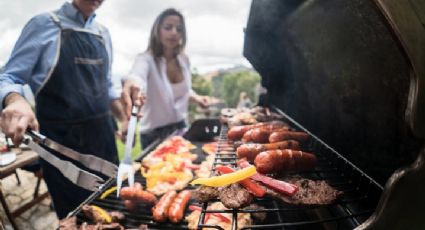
[
  {"xmin": 121, "ymin": 79, "xmax": 144, "ymax": 119},
  {"xmin": 1, "ymin": 93, "xmax": 38, "ymax": 146}
]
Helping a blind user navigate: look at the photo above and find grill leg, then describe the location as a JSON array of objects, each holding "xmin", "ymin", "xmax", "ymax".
[
  {"xmin": 14, "ymin": 171, "xmax": 20, "ymax": 186},
  {"xmin": 0, "ymin": 189, "xmax": 19, "ymax": 230}
]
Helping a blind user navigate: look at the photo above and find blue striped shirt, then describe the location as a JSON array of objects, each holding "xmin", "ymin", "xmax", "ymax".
[{"xmin": 0, "ymin": 2, "xmax": 120, "ymax": 111}]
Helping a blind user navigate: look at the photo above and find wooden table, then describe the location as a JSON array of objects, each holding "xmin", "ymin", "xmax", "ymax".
[{"xmin": 0, "ymin": 149, "xmax": 49, "ymax": 230}]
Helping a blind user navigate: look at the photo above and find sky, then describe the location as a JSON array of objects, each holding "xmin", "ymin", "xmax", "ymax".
[{"xmin": 0, "ymin": 0, "xmax": 253, "ymax": 77}]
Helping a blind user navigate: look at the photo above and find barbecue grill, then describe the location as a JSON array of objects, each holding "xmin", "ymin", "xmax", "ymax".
[{"xmin": 68, "ymin": 0, "xmax": 425, "ymax": 229}]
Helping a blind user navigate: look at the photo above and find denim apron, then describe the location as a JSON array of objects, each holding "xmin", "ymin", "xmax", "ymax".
[{"xmin": 35, "ymin": 14, "xmax": 118, "ymax": 218}]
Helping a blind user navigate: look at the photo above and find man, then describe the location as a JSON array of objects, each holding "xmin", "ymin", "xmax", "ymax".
[{"xmin": 0, "ymin": 0, "xmax": 131, "ymax": 218}]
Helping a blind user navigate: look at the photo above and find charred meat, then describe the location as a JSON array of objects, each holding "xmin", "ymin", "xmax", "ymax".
[
  {"xmin": 192, "ymin": 185, "xmax": 219, "ymax": 203},
  {"xmin": 267, "ymin": 176, "xmax": 342, "ymax": 205},
  {"xmin": 219, "ymin": 183, "xmax": 253, "ymax": 209}
]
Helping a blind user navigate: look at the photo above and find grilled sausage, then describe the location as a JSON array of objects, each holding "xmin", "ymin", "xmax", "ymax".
[
  {"xmin": 228, "ymin": 125, "xmax": 252, "ymax": 141},
  {"xmin": 269, "ymin": 130, "xmax": 309, "ymax": 143},
  {"xmin": 167, "ymin": 190, "xmax": 192, "ymax": 223},
  {"xmin": 255, "ymin": 149, "xmax": 317, "ymax": 174},
  {"xmin": 120, "ymin": 182, "xmax": 143, "ymax": 199},
  {"xmin": 237, "ymin": 140, "xmax": 300, "ymax": 161},
  {"xmin": 120, "ymin": 183, "xmax": 157, "ymax": 205},
  {"xmin": 228, "ymin": 122, "xmax": 288, "ymax": 141},
  {"xmin": 152, "ymin": 191, "xmax": 177, "ymax": 222},
  {"xmin": 123, "ymin": 199, "xmax": 137, "ymax": 211},
  {"xmin": 135, "ymin": 189, "xmax": 158, "ymax": 205}
]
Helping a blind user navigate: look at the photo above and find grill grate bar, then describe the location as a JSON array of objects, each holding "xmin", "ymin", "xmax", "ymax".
[{"xmin": 196, "ymin": 110, "xmax": 383, "ymax": 229}]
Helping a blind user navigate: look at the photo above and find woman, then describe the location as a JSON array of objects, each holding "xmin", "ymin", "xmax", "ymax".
[{"xmin": 122, "ymin": 8, "xmax": 209, "ymax": 148}]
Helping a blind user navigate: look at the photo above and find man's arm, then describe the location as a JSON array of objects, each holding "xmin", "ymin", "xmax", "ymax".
[{"xmin": 1, "ymin": 93, "xmax": 38, "ymax": 146}]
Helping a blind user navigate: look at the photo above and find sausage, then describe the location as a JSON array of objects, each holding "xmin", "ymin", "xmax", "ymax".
[
  {"xmin": 167, "ymin": 190, "xmax": 192, "ymax": 223},
  {"xmin": 120, "ymin": 182, "xmax": 157, "ymax": 205},
  {"xmin": 227, "ymin": 125, "xmax": 252, "ymax": 141},
  {"xmin": 135, "ymin": 189, "xmax": 158, "ymax": 205},
  {"xmin": 241, "ymin": 129, "xmax": 254, "ymax": 142},
  {"xmin": 228, "ymin": 122, "xmax": 288, "ymax": 141},
  {"xmin": 123, "ymin": 199, "xmax": 137, "ymax": 211},
  {"xmin": 269, "ymin": 130, "xmax": 309, "ymax": 143},
  {"xmin": 152, "ymin": 191, "xmax": 177, "ymax": 222},
  {"xmin": 236, "ymin": 140, "xmax": 300, "ymax": 161},
  {"xmin": 251, "ymin": 126, "xmax": 290, "ymax": 143},
  {"xmin": 255, "ymin": 149, "xmax": 317, "ymax": 174}
]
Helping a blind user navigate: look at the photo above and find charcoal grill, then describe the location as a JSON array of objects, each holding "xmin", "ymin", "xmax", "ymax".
[
  {"xmin": 69, "ymin": 111, "xmax": 383, "ymax": 229},
  {"xmin": 68, "ymin": 0, "xmax": 425, "ymax": 228},
  {"xmin": 195, "ymin": 108, "xmax": 383, "ymax": 230}
]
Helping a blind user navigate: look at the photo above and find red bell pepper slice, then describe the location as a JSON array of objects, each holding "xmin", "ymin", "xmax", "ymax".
[
  {"xmin": 215, "ymin": 165, "xmax": 266, "ymax": 197},
  {"xmin": 188, "ymin": 205, "xmax": 231, "ymax": 223},
  {"xmin": 239, "ymin": 160, "xmax": 298, "ymax": 196},
  {"xmin": 184, "ymin": 162, "xmax": 201, "ymax": 170}
]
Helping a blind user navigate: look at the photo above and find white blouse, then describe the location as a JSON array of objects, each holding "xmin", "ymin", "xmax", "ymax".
[{"xmin": 126, "ymin": 52, "xmax": 193, "ymax": 133}]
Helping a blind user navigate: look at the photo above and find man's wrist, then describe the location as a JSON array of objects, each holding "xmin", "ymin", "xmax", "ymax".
[{"xmin": 4, "ymin": 92, "xmax": 24, "ymax": 107}]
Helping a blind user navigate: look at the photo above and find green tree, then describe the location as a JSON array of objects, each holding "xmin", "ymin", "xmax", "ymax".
[{"xmin": 219, "ymin": 70, "xmax": 261, "ymax": 107}]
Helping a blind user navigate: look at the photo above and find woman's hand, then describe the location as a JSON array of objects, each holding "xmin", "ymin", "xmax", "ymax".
[
  {"xmin": 121, "ymin": 79, "xmax": 144, "ymax": 119},
  {"xmin": 193, "ymin": 94, "xmax": 210, "ymax": 108},
  {"xmin": 1, "ymin": 93, "xmax": 39, "ymax": 146}
]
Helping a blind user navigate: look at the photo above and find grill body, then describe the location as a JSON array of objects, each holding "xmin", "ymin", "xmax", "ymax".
[{"xmin": 243, "ymin": 0, "xmax": 424, "ymax": 186}]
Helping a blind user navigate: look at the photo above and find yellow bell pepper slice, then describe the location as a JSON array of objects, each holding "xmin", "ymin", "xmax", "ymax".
[
  {"xmin": 91, "ymin": 205, "xmax": 112, "ymax": 223},
  {"xmin": 190, "ymin": 165, "xmax": 257, "ymax": 187},
  {"xmin": 100, "ymin": 186, "xmax": 117, "ymax": 199}
]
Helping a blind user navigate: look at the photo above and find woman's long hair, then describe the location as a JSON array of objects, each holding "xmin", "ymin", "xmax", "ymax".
[{"xmin": 147, "ymin": 8, "xmax": 187, "ymax": 61}]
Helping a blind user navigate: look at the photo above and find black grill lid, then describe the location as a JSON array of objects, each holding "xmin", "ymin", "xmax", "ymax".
[{"xmin": 243, "ymin": 0, "xmax": 424, "ymax": 185}]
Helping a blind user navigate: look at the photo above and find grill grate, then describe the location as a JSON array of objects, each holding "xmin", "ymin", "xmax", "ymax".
[
  {"xmin": 196, "ymin": 108, "xmax": 383, "ymax": 230},
  {"xmin": 70, "ymin": 111, "xmax": 383, "ymax": 230}
]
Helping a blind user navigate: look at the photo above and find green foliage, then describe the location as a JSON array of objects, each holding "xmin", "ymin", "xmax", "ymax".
[
  {"xmin": 192, "ymin": 72, "xmax": 212, "ymax": 95},
  {"xmin": 116, "ymin": 124, "xmax": 142, "ymax": 161},
  {"xmin": 218, "ymin": 70, "xmax": 261, "ymax": 107}
]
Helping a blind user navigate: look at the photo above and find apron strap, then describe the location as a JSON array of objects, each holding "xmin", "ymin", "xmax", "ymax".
[{"xmin": 48, "ymin": 12, "xmax": 62, "ymax": 29}]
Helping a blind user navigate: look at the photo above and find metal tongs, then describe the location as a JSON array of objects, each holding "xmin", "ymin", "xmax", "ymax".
[{"xmin": 23, "ymin": 130, "xmax": 118, "ymax": 191}]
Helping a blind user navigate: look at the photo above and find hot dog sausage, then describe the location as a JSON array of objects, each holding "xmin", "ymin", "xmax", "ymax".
[
  {"xmin": 120, "ymin": 182, "xmax": 157, "ymax": 205},
  {"xmin": 120, "ymin": 182, "xmax": 143, "ymax": 200},
  {"xmin": 269, "ymin": 130, "xmax": 309, "ymax": 143},
  {"xmin": 255, "ymin": 150, "xmax": 317, "ymax": 174},
  {"xmin": 123, "ymin": 199, "xmax": 137, "ymax": 211},
  {"xmin": 228, "ymin": 122, "xmax": 289, "ymax": 141},
  {"xmin": 167, "ymin": 190, "xmax": 192, "ymax": 223},
  {"xmin": 135, "ymin": 189, "xmax": 158, "ymax": 205},
  {"xmin": 152, "ymin": 190, "xmax": 177, "ymax": 222},
  {"xmin": 236, "ymin": 140, "xmax": 300, "ymax": 161},
  {"xmin": 227, "ymin": 125, "xmax": 252, "ymax": 141}
]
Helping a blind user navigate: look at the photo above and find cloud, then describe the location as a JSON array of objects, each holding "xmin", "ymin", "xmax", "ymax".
[{"xmin": 0, "ymin": 0, "xmax": 253, "ymax": 75}]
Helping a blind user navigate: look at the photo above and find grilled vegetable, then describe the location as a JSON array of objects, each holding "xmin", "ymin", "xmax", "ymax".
[
  {"xmin": 190, "ymin": 165, "xmax": 257, "ymax": 187},
  {"xmin": 215, "ymin": 165, "xmax": 265, "ymax": 197}
]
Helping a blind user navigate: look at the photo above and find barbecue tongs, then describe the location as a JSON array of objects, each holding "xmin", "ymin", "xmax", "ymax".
[{"xmin": 22, "ymin": 130, "xmax": 118, "ymax": 191}]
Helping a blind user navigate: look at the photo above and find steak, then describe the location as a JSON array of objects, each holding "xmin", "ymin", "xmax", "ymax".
[
  {"xmin": 219, "ymin": 183, "xmax": 253, "ymax": 209},
  {"xmin": 192, "ymin": 185, "xmax": 219, "ymax": 203},
  {"xmin": 267, "ymin": 176, "xmax": 342, "ymax": 205}
]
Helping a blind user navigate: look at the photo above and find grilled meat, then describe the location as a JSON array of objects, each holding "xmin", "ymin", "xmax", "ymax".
[
  {"xmin": 192, "ymin": 185, "xmax": 219, "ymax": 203},
  {"xmin": 59, "ymin": 216, "xmax": 78, "ymax": 230},
  {"xmin": 109, "ymin": 211, "xmax": 125, "ymax": 223},
  {"xmin": 219, "ymin": 183, "xmax": 253, "ymax": 209},
  {"xmin": 79, "ymin": 222, "xmax": 124, "ymax": 230},
  {"xmin": 267, "ymin": 176, "xmax": 342, "ymax": 205},
  {"xmin": 59, "ymin": 217, "xmax": 125, "ymax": 230}
]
